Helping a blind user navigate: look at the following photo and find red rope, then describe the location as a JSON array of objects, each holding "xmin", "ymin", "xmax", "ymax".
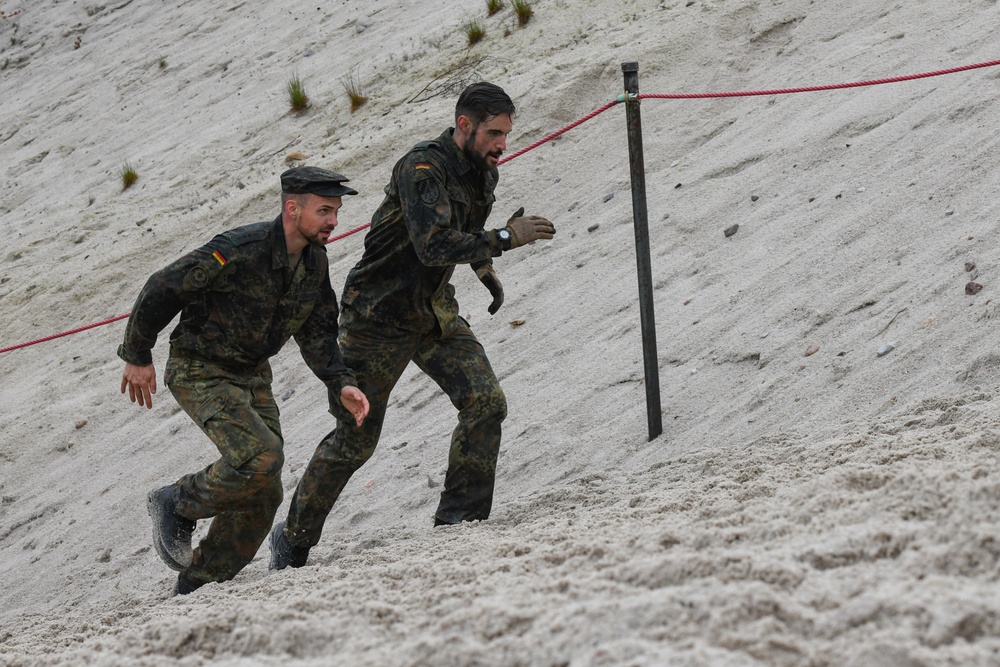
[
  {"xmin": 323, "ymin": 100, "xmax": 623, "ymax": 245},
  {"xmin": 0, "ymin": 313, "xmax": 131, "ymax": 354},
  {"xmin": 498, "ymin": 99, "xmax": 621, "ymax": 164},
  {"xmin": 5, "ymin": 58, "xmax": 999, "ymax": 355},
  {"xmin": 328, "ymin": 223, "xmax": 370, "ymax": 243},
  {"xmin": 639, "ymin": 58, "xmax": 1000, "ymax": 100}
]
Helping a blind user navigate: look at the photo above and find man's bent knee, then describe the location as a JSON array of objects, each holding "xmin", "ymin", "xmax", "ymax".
[
  {"xmin": 465, "ymin": 387, "xmax": 507, "ymax": 425},
  {"xmin": 240, "ymin": 446, "xmax": 284, "ymax": 481}
]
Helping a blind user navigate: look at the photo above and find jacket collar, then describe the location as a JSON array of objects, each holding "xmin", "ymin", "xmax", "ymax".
[
  {"xmin": 441, "ymin": 127, "xmax": 498, "ymax": 192},
  {"xmin": 269, "ymin": 214, "xmax": 319, "ymax": 271},
  {"xmin": 441, "ymin": 127, "xmax": 474, "ymax": 176}
]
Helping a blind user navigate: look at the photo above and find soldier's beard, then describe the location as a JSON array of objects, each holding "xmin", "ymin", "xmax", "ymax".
[
  {"xmin": 295, "ymin": 213, "xmax": 335, "ymax": 247},
  {"xmin": 306, "ymin": 229, "xmax": 334, "ymax": 246},
  {"xmin": 463, "ymin": 130, "xmax": 501, "ymax": 172}
]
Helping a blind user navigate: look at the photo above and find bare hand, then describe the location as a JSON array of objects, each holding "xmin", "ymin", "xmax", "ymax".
[
  {"xmin": 340, "ymin": 386, "xmax": 370, "ymax": 427},
  {"xmin": 121, "ymin": 362, "xmax": 157, "ymax": 409}
]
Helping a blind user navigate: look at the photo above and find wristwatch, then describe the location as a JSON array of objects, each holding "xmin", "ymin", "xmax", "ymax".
[{"xmin": 496, "ymin": 227, "xmax": 512, "ymax": 251}]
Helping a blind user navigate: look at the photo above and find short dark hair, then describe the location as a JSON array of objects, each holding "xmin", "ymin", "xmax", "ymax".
[
  {"xmin": 281, "ymin": 192, "xmax": 309, "ymax": 207},
  {"xmin": 455, "ymin": 82, "xmax": 515, "ymax": 126}
]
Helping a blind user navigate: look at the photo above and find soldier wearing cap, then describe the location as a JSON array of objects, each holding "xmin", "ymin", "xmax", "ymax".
[
  {"xmin": 118, "ymin": 166, "xmax": 370, "ymax": 595},
  {"xmin": 269, "ymin": 82, "xmax": 556, "ymax": 570}
]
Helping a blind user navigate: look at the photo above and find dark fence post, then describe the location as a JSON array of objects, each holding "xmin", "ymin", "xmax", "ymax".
[{"xmin": 621, "ymin": 61, "xmax": 663, "ymax": 441}]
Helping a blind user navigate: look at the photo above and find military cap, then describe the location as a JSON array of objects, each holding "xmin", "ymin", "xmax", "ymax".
[{"xmin": 280, "ymin": 166, "xmax": 358, "ymax": 197}]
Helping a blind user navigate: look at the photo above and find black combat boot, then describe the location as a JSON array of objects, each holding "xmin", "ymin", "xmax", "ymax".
[
  {"xmin": 172, "ymin": 573, "xmax": 202, "ymax": 597},
  {"xmin": 268, "ymin": 520, "xmax": 309, "ymax": 571},
  {"xmin": 147, "ymin": 485, "xmax": 195, "ymax": 571}
]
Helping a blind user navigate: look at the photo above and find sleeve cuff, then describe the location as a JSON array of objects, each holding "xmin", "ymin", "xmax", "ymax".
[
  {"xmin": 488, "ymin": 230, "xmax": 505, "ymax": 257},
  {"xmin": 117, "ymin": 343, "xmax": 153, "ymax": 366},
  {"xmin": 326, "ymin": 378, "xmax": 359, "ymax": 424}
]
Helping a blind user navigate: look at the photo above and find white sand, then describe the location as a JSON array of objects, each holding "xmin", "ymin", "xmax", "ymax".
[{"xmin": 3, "ymin": 0, "xmax": 1000, "ymax": 664}]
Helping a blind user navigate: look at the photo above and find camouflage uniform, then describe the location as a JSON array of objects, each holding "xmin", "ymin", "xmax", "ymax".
[
  {"xmin": 118, "ymin": 215, "xmax": 356, "ymax": 586},
  {"xmin": 284, "ymin": 128, "xmax": 509, "ymax": 544}
]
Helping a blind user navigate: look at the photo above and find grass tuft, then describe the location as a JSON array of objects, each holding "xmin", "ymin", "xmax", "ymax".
[
  {"xmin": 463, "ymin": 19, "xmax": 486, "ymax": 46},
  {"xmin": 119, "ymin": 162, "xmax": 139, "ymax": 191},
  {"xmin": 286, "ymin": 74, "xmax": 310, "ymax": 114},
  {"xmin": 341, "ymin": 72, "xmax": 368, "ymax": 113},
  {"xmin": 512, "ymin": 0, "xmax": 533, "ymax": 26},
  {"xmin": 486, "ymin": 0, "xmax": 504, "ymax": 16}
]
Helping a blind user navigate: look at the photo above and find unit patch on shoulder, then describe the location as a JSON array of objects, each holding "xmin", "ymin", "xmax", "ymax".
[
  {"xmin": 416, "ymin": 177, "xmax": 439, "ymax": 206},
  {"xmin": 184, "ymin": 265, "xmax": 211, "ymax": 291}
]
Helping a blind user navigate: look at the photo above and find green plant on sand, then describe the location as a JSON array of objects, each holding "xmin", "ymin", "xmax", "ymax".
[
  {"xmin": 286, "ymin": 74, "xmax": 310, "ymax": 113},
  {"xmin": 119, "ymin": 162, "xmax": 139, "ymax": 190},
  {"xmin": 512, "ymin": 0, "xmax": 533, "ymax": 26}
]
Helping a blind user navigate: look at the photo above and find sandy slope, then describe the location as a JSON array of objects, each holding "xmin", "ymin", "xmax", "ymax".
[{"xmin": 3, "ymin": 0, "xmax": 1000, "ymax": 665}]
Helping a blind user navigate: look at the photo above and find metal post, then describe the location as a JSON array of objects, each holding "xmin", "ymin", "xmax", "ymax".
[{"xmin": 621, "ymin": 61, "xmax": 663, "ymax": 441}]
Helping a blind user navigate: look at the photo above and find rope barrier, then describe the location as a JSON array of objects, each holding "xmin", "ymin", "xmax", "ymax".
[
  {"xmin": 4, "ymin": 57, "xmax": 999, "ymax": 355},
  {"xmin": 0, "ymin": 313, "xmax": 131, "ymax": 354},
  {"xmin": 323, "ymin": 99, "xmax": 623, "ymax": 244},
  {"xmin": 637, "ymin": 58, "xmax": 1000, "ymax": 100},
  {"xmin": 497, "ymin": 99, "xmax": 621, "ymax": 164}
]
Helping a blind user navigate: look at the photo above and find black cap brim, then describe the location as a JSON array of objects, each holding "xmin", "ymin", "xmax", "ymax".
[{"xmin": 303, "ymin": 183, "xmax": 358, "ymax": 197}]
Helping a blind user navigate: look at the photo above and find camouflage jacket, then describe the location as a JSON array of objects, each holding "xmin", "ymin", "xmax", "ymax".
[
  {"xmin": 118, "ymin": 215, "xmax": 357, "ymax": 401},
  {"xmin": 341, "ymin": 127, "xmax": 505, "ymax": 336}
]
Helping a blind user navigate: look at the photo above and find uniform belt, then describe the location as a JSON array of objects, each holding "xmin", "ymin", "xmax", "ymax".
[{"xmin": 168, "ymin": 348, "xmax": 267, "ymax": 376}]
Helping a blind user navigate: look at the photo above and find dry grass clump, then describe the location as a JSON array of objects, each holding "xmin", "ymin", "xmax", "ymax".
[
  {"xmin": 119, "ymin": 162, "xmax": 139, "ymax": 190},
  {"xmin": 464, "ymin": 19, "xmax": 486, "ymax": 46},
  {"xmin": 286, "ymin": 74, "xmax": 310, "ymax": 113},
  {"xmin": 486, "ymin": 0, "xmax": 504, "ymax": 16},
  {"xmin": 512, "ymin": 0, "xmax": 533, "ymax": 26},
  {"xmin": 341, "ymin": 72, "xmax": 368, "ymax": 113}
]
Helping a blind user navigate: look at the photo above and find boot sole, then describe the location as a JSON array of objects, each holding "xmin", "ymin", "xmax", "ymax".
[
  {"xmin": 268, "ymin": 520, "xmax": 286, "ymax": 571},
  {"xmin": 147, "ymin": 489, "xmax": 192, "ymax": 571}
]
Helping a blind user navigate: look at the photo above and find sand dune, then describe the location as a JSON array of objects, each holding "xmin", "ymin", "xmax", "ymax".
[{"xmin": 3, "ymin": 1, "xmax": 1000, "ymax": 664}]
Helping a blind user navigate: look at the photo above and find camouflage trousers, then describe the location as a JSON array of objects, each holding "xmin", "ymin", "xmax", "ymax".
[
  {"xmin": 164, "ymin": 356, "xmax": 284, "ymax": 586},
  {"xmin": 285, "ymin": 307, "xmax": 507, "ymax": 547}
]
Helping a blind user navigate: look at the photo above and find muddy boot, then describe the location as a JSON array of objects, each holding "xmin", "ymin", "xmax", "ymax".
[
  {"xmin": 147, "ymin": 485, "xmax": 195, "ymax": 571},
  {"xmin": 268, "ymin": 520, "xmax": 309, "ymax": 571}
]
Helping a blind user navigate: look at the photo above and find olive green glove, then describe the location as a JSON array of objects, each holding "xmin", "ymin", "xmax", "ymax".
[
  {"xmin": 505, "ymin": 207, "xmax": 556, "ymax": 249},
  {"xmin": 475, "ymin": 264, "xmax": 504, "ymax": 315}
]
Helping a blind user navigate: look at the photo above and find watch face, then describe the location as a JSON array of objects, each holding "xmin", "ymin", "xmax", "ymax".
[{"xmin": 499, "ymin": 229, "xmax": 510, "ymax": 240}]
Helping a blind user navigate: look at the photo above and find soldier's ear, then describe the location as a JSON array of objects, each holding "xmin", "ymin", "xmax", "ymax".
[
  {"xmin": 457, "ymin": 114, "xmax": 473, "ymax": 136},
  {"xmin": 283, "ymin": 197, "xmax": 299, "ymax": 217}
]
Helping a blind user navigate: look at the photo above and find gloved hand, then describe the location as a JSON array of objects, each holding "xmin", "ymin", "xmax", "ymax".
[
  {"xmin": 505, "ymin": 207, "xmax": 556, "ymax": 248},
  {"xmin": 475, "ymin": 264, "xmax": 504, "ymax": 315}
]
